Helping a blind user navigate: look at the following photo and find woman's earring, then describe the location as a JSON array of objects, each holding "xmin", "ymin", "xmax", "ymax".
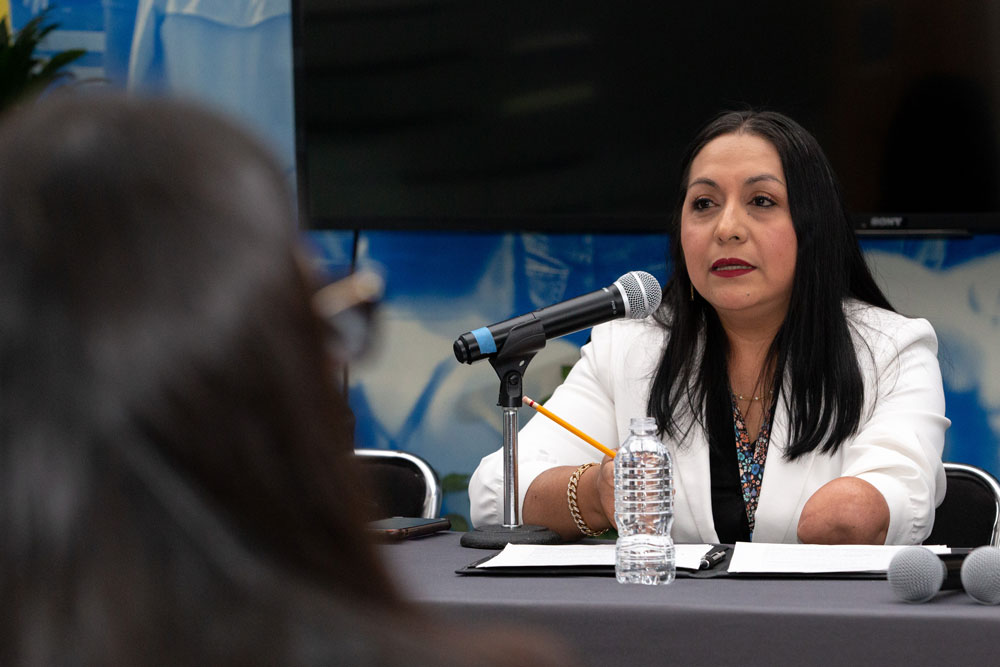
[{"xmin": 690, "ymin": 282, "xmax": 694, "ymax": 301}]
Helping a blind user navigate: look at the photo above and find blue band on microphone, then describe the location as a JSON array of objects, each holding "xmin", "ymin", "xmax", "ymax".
[{"xmin": 471, "ymin": 327, "xmax": 497, "ymax": 355}]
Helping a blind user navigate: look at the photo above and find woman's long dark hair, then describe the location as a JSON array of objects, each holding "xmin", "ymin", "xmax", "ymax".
[{"xmin": 647, "ymin": 110, "xmax": 893, "ymax": 460}]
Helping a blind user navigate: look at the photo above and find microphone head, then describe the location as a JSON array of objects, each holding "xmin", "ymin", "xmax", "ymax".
[
  {"xmin": 614, "ymin": 271, "xmax": 662, "ymax": 319},
  {"xmin": 887, "ymin": 546, "xmax": 946, "ymax": 603},
  {"xmin": 961, "ymin": 546, "xmax": 1000, "ymax": 605}
]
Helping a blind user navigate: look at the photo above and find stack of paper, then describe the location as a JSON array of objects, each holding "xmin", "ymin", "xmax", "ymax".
[
  {"xmin": 476, "ymin": 543, "xmax": 713, "ymax": 571},
  {"xmin": 472, "ymin": 542, "xmax": 951, "ymax": 575},
  {"xmin": 725, "ymin": 542, "xmax": 950, "ymax": 574}
]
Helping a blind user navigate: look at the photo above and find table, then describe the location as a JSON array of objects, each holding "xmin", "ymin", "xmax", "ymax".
[{"xmin": 379, "ymin": 532, "xmax": 1000, "ymax": 666}]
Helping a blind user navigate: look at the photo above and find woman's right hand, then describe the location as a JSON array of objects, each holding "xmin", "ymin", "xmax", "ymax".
[
  {"xmin": 594, "ymin": 453, "xmax": 617, "ymax": 531},
  {"xmin": 523, "ymin": 457, "xmax": 617, "ymax": 540}
]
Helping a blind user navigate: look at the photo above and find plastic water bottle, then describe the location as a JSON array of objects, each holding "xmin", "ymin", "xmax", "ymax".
[{"xmin": 614, "ymin": 416, "xmax": 674, "ymax": 584}]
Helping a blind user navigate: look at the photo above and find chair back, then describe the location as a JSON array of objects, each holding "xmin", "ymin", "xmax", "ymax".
[
  {"xmin": 924, "ymin": 462, "xmax": 1000, "ymax": 548},
  {"xmin": 354, "ymin": 448, "xmax": 443, "ymax": 519}
]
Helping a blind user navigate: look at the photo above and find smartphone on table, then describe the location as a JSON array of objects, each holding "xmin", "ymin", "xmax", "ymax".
[{"xmin": 367, "ymin": 516, "xmax": 451, "ymax": 541}]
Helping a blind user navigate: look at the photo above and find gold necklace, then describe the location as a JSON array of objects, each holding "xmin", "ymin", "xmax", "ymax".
[{"xmin": 732, "ymin": 389, "xmax": 774, "ymax": 402}]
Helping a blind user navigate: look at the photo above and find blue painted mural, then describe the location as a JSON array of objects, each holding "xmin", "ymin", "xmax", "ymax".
[{"xmin": 14, "ymin": 1, "xmax": 1000, "ymax": 530}]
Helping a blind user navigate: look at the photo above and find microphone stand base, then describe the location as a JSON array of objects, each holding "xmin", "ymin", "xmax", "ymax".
[{"xmin": 460, "ymin": 523, "xmax": 563, "ymax": 549}]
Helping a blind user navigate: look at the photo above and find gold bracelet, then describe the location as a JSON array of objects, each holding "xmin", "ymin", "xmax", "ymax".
[{"xmin": 567, "ymin": 462, "xmax": 608, "ymax": 537}]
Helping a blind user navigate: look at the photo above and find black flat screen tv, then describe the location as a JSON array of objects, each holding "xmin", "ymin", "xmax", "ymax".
[{"xmin": 292, "ymin": 0, "xmax": 1000, "ymax": 234}]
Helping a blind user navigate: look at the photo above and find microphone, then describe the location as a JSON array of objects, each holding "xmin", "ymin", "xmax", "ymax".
[
  {"xmin": 961, "ymin": 546, "xmax": 1000, "ymax": 604},
  {"xmin": 887, "ymin": 546, "xmax": 965, "ymax": 602},
  {"xmin": 453, "ymin": 271, "xmax": 662, "ymax": 364}
]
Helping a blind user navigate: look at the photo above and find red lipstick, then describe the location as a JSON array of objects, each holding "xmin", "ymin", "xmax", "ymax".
[{"xmin": 711, "ymin": 258, "xmax": 755, "ymax": 277}]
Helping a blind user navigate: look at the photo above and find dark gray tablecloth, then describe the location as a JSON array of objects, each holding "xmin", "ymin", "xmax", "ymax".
[{"xmin": 379, "ymin": 531, "xmax": 1000, "ymax": 666}]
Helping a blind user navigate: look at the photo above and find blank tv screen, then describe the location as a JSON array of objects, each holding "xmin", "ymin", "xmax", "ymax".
[{"xmin": 294, "ymin": 1, "xmax": 1000, "ymax": 233}]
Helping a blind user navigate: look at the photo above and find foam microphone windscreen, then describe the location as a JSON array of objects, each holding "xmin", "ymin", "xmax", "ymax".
[
  {"xmin": 887, "ymin": 546, "xmax": 947, "ymax": 602},
  {"xmin": 615, "ymin": 270, "xmax": 663, "ymax": 318},
  {"xmin": 960, "ymin": 546, "xmax": 1000, "ymax": 605}
]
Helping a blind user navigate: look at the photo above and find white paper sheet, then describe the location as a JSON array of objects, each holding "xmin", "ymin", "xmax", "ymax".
[
  {"xmin": 477, "ymin": 543, "xmax": 714, "ymax": 571},
  {"xmin": 726, "ymin": 542, "xmax": 951, "ymax": 574}
]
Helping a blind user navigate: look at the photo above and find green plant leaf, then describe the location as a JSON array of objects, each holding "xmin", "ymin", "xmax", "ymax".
[
  {"xmin": 0, "ymin": 8, "xmax": 88, "ymax": 112},
  {"xmin": 37, "ymin": 48, "xmax": 86, "ymax": 81},
  {"xmin": 441, "ymin": 472, "xmax": 470, "ymax": 493},
  {"xmin": 445, "ymin": 513, "xmax": 469, "ymax": 532}
]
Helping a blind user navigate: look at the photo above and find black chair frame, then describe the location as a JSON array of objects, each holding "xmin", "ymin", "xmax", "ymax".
[
  {"xmin": 924, "ymin": 461, "xmax": 1000, "ymax": 548},
  {"xmin": 354, "ymin": 448, "xmax": 443, "ymax": 520}
]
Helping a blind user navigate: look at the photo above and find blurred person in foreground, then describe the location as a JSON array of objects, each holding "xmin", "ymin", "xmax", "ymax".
[{"xmin": 0, "ymin": 93, "xmax": 562, "ymax": 666}]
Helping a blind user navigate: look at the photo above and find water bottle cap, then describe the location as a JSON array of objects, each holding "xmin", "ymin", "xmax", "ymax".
[{"xmin": 629, "ymin": 416, "xmax": 657, "ymax": 431}]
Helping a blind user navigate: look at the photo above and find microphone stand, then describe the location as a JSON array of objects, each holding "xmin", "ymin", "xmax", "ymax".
[{"xmin": 460, "ymin": 319, "xmax": 563, "ymax": 549}]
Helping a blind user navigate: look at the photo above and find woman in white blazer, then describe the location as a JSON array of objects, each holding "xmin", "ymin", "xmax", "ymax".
[{"xmin": 469, "ymin": 110, "xmax": 948, "ymax": 545}]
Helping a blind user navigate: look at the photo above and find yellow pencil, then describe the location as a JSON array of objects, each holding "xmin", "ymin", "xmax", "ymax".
[{"xmin": 522, "ymin": 395, "xmax": 616, "ymax": 459}]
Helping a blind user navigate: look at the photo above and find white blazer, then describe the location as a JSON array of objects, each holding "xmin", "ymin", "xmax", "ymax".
[{"xmin": 469, "ymin": 301, "xmax": 949, "ymax": 545}]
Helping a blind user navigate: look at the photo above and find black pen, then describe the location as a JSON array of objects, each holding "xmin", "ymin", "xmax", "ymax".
[{"xmin": 699, "ymin": 547, "xmax": 729, "ymax": 570}]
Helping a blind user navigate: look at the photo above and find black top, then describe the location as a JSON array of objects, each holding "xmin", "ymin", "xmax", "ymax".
[
  {"xmin": 710, "ymin": 431, "xmax": 751, "ymax": 543},
  {"xmin": 709, "ymin": 392, "xmax": 781, "ymax": 543}
]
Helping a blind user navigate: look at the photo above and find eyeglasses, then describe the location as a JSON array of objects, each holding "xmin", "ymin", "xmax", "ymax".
[{"xmin": 312, "ymin": 269, "xmax": 384, "ymax": 362}]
